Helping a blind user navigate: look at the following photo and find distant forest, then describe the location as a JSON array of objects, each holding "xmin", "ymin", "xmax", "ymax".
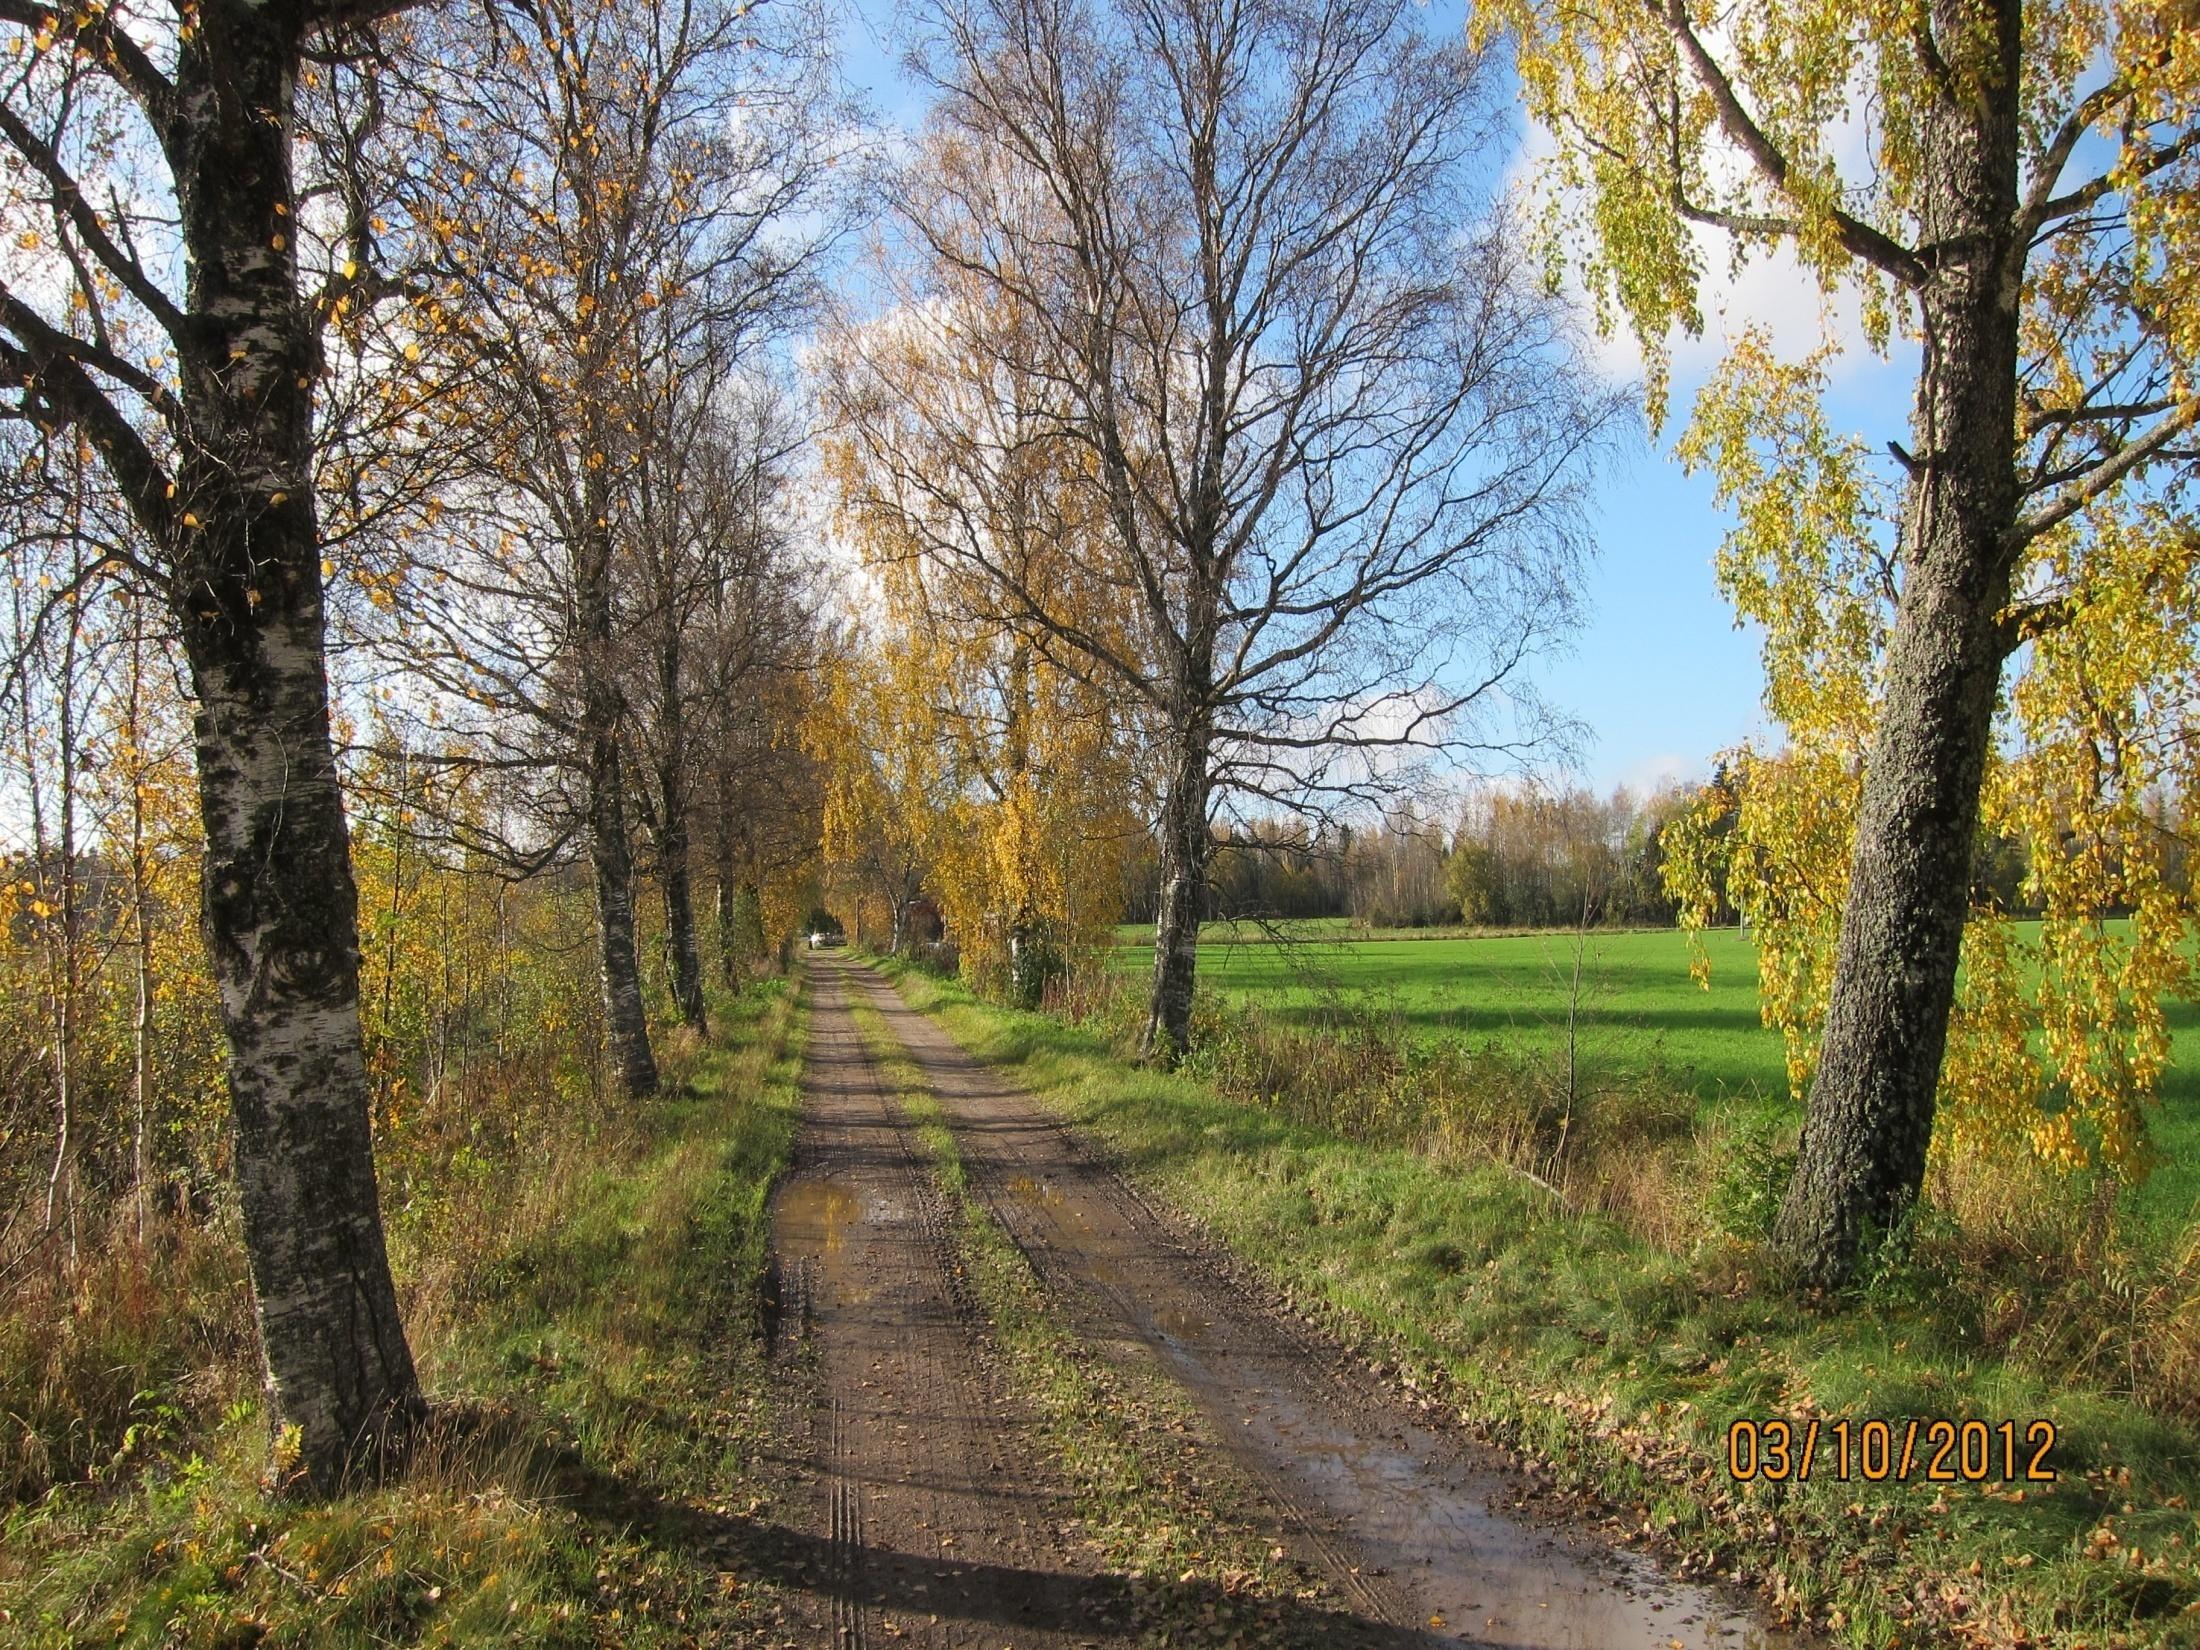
[{"xmin": 1119, "ymin": 775, "xmax": 2194, "ymax": 932}]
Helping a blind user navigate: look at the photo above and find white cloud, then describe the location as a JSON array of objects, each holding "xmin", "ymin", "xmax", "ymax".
[
  {"xmin": 1615, "ymin": 750, "xmax": 1705, "ymax": 796},
  {"xmin": 1502, "ymin": 79, "xmax": 1918, "ymax": 403}
]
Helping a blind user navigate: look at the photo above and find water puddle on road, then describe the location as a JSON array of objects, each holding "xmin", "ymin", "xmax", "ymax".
[
  {"xmin": 1151, "ymin": 1303, "xmax": 1210, "ymax": 1344},
  {"xmin": 1149, "ymin": 1324, "xmax": 1797, "ymax": 1650},
  {"xmin": 777, "ymin": 1179, "xmax": 857, "ymax": 1261},
  {"xmin": 861, "ymin": 1190, "xmax": 910, "ymax": 1227},
  {"xmin": 774, "ymin": 1179, "xmax": 920, "ymax": 1316},
  {"xmin": 1006, "ymin": 1173, "xmax": 1066, "ymax": 1210},
  {"xmin": 990, "ymin": 1177, "xmax": 1797, "ymax": 1648},
  {"xmin": 775, "ymin": 1180, "xmax": 867, "ymax": 1307}
]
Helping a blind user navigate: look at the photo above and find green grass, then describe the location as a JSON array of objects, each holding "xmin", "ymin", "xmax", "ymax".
[
  {"xmin": 1110, "ymin": 919, "xmax": 2200, "ymax": 1243},
  {"xmin": 883, "ymin": 956, "xmax": 2200, "ymax": 1650},
  {"xmin": 2, "ymin": 980, "xmax": 809, "ymax": 1650}
]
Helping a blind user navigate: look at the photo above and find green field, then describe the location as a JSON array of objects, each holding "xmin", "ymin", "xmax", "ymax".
[{"xmin": 1111, "ymin": 919, "xmax": 2200, "ymax": 1234}]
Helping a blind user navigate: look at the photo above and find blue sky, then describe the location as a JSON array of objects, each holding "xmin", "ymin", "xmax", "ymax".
[{"xmin": 829, "ymin": 0, "xmax": 1918, "ymax": 796}]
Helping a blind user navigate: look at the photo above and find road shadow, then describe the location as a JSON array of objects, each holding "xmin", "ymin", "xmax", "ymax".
[{"xmin": 540, "ymin": 1417, "xmax": 1445, "ymax": 1646}]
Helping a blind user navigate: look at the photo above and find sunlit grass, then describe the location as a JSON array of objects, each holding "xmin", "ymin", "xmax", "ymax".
[
  {"xmin": 2, "ymin": 980, "xmax": 808, "ymax": 1649},
  {"xmin": 1111, "ymin": 920, "xmax": 2200, "ymax": 1243}
]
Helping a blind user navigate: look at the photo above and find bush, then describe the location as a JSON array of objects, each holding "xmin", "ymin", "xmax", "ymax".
[
  {"xmin": 1700, "ymin": 1110, "xmax": 1799, "ymax": 1245},
  {"xmin": 907, "ymin": 937, "xmax": 960, "ymax": 978},
  {"xmin": 1007, "ymin": 920, "xmax": 1065, "ymax": 1009}
]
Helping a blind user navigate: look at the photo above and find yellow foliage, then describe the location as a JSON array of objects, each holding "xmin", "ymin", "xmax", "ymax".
[
  {"xmin": 811, "ymin": 287, "xmax": 1143, "ymax": 987},
  {"xmin": 1661, "ymin": 347, "xmax": 2198, "ymax": 1179},
  {"xmin": 1489, "ymin": 0, "xmax": 2200, "ymax": 1182}
]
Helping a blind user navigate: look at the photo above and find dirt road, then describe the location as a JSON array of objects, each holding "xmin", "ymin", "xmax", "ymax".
[{"xmin": 765, "ymin": 956, "xmax": 1796, "ymax": 1649}]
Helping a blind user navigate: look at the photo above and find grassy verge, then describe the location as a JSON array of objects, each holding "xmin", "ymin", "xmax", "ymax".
[
  {"xmin": 1105, "ymin": 921, "xmax": 2200, "ymax": 1241},
  {"xmin": 2, "ymin": 977, "xmax": 808, "ymax": 1650},
  {"xmin": 842, "ymin": 992, "xmax": 1357, "ymax": 1648},
  {"xmin": 873, "ymin": 956, "xmax": 2200, "ymax": 1650}
]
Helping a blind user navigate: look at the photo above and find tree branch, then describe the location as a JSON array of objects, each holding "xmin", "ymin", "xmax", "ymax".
[
  {"xmin": 0, "ymin": 99, "xmax": 188, "ymax": 342},
  {"xmin": 0, "ymin": 0, "xmax": 174, "ymax": 135},
  {"xmin": 1658, "ymin": 0, "xmax": 1925, "ymax": 284},
  {"xmin": 0, "ymin": 331, "xmax": 176, "ymax": 547},
  {"xmin": 2006, "ymin": 397, "xmax": 2200, "ymax": 552},
  {"xmin": 2028, "ymin": 124, "xmax": 2200, "ymax": 235},
  {"xmin": 0, "ymin": 275, "xmax": 183, "ymax": 424}
]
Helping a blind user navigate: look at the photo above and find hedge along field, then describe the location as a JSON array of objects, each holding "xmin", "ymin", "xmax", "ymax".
[{"xmin": 1110, "ymin": 920, "xmax": 2200, "ymax": 1243}]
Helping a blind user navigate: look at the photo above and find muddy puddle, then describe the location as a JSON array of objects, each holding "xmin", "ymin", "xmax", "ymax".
[
  {"xmin": 774, "ymin": 1180, "xmax": 914, "ymax": 1312},
  {"xmin": 996, "ymin": 1168, "xmax": 1798, "ymax": 1649},
  {"xmin": 777, "ymin": 1179, "xmax": 857, "ymax": 1259},
  {"xmin": 1230, "ymin": 1370, "xmax": 1791, "ymax": 1648}
]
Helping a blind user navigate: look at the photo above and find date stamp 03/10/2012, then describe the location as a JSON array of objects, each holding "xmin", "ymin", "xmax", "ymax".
[{"xmin": 1726, "ymin": 1418, "xmax": 2060, "ymax": 1485}]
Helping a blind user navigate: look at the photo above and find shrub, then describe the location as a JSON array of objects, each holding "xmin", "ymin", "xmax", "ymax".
[
  {"xmin": 1699, "ymin": 1110, "xmax": 1799, "ymax": 1246},
  {"xmin": 908, "ymin": 937, "xmax": 960, "ymax": 978}
]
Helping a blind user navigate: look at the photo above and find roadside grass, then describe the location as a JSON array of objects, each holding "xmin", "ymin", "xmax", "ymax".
[
  {"xmin": 878, "ymin": 956, "xmax": 2200, "ymax": 1650},
  {"xmin": 841, "ymin": 991, "xmax": 1356, "ymax": 1648},
  {"xmin": 1111, "ymin": 922, "xmax": 2200, "ymax": 1264},
  {"xmin": 2, "ymin": 979, "xmax": 807, "ymax": 1650}
]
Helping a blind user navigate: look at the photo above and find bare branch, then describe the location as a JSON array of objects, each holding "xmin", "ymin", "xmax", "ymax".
[
  {"xmin": 2006, "ymin": 398, "xmax": 2200, "ymax": 552},
  {"xmin": 0, "ymin": 1, "xmax": 174, "ymax": 134}
]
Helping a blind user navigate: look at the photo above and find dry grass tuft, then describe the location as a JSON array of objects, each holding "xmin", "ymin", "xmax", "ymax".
[{"xmin": 0, "ymin": 1207, "xmax": 257, "ymax": 1503}]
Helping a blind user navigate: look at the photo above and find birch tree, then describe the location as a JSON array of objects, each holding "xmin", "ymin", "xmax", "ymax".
[
  {"xmin": 905, "ymin": 0, "xmax": 1617, "ymax": 1058},
  {"xmin": 1490, "ymin": 0, "xmax": 2200, "ymax": 1284},
  {"xmin": 624, "ymin": 371, "xmax": 818, "ymax": 1031},
  {"xmin": 382, "ymin": 0, "xmax": 836, "ymax": 1090},
  {"xmin": 0, "ymin": 0, "xmax": 427, "ymax": 1489}
]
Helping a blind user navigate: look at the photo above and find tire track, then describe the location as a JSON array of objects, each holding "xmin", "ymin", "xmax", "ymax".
[
  {"xmin": 838, "ymin": 957, "xmax": 1804, "ymax": 1650},
  {"xmin": 766, "ymin": 961, "xmax": 1127, "ymax": 1648}
]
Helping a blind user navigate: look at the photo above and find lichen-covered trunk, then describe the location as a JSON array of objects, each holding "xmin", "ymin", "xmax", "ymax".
[
  {"xmin": 660, "ymin": 801, "xmax": 707, "ymax": 1033},
  {"xmin": 168, "ymin": 8, "xmax": 421, "ymax": 1491},
  {"xmin": 585, "ymin": 690, "xmax": 658, "ymax": 1098},
  {"xmin": 1143, "ymin": 717, "xmax": 1212, "ymax": 1063},
  {"xmin": 1775, "ymin": 50, "xmax": 2022, "ymax": 1288},
  {"xmin": 577, "ymin": 502, "xmax": 658, "ymax": 1097},
  {"xmin": 1001, "ymin": 639, "xmax": 1055, "ymax": 1008}
]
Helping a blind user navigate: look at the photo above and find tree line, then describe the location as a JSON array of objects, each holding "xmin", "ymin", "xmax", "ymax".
[
  {"xmin": 0, "ymin": 0, "xmax": 835, "ymax": 1492},
  {"xmin": 1118, "ymin": 784, "xmax": 1702, "ymax": 931},
  {"xmin": 1123, "ymin": 767, "xmax": 2198, "ymax": 937}
]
